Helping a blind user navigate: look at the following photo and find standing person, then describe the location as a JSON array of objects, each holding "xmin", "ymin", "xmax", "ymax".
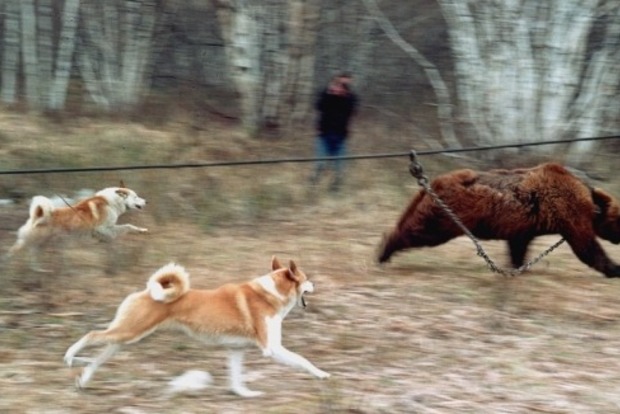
[{"xmin": 311, "ymin": 72, "xmax": 358, "ymax": 191}]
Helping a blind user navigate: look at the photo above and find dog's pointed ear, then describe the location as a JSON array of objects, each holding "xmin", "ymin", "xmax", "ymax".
[
  {"xmin": 285, "ymin": 260, "xmax": 302, "ymax": 282},
  {"xmin": 119, "ymin": 180, "xmax": 126, "ymax": 188},
  {"xmin": 271, "ymin": 256, "xmax": 283, "ymax": 270},
  {"xmin": 283, "ymin": 268, "xmax": 300, "ymax": 282},
  {"xmin": 115, "ymin": 189, "xmax": 128, "ymax": 198},
  {"xmin": 289, "ymin": 260, "xmax": 298, "ymax": 274}
]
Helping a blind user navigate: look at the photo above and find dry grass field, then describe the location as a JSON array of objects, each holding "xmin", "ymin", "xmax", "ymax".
[{"xmin": 1, "ymin": 112, "xmax": 620, "ymax": 413}]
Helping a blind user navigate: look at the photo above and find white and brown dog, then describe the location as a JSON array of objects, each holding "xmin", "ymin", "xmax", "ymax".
[
  {"xmin": 6, "ymin": 186, "xmax": 147, "ymax": 269},
  {"xmin": 64, "ymin": 257, "xmax": 330, "ymax": 397}
]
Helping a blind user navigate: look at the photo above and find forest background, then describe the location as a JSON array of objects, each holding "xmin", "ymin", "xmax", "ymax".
[{"xmin": 1, "ymin": 0, "xmax": 618, "ymax": 158}]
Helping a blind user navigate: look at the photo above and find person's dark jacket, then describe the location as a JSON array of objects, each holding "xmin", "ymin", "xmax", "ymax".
[{"xmin": 315, "ymin": 89, "xmax": 358, "ymax": 136}]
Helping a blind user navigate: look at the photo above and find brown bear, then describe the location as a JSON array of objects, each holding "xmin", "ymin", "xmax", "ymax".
[{"xmin": 378, "ymin": 162, "xmax": 620, "ymax": 277}]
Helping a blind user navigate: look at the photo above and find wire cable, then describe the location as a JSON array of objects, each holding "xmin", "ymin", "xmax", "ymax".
[{"xmin": 0, "ymin": 135, "xmax": 618, "ymax": 175}]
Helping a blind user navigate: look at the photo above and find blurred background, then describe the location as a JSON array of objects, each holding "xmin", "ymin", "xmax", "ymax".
[{"xmin": 1, "ymin": 1, "xmax": 619, "ymax": 413}]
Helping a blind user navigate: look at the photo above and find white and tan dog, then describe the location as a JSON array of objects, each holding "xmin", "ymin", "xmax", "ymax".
[
  {"xmin": 7, "ymin": 186, "xmax": 147, "ymax": 269},
  {"xmin": 64, "ymin": 257, "xmax": 330, "ymax": 397}
]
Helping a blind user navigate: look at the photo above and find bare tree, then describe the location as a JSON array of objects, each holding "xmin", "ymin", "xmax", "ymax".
[
  {"xmin": 20, "ymin": 0, "xmax": 40, "ymax": 107},
  {"xmin": 78, "ymin": 0, "xmax": 157, "ymax": 110},
  {"xmin": 1, "ymin": 0, "xmax": 21, "ymax": 104},
  {"xmin": 437, "ymin": 0, "xmax": 620, "ymax": 159},
  {"xmin": 2, "ymin": 0, "xmax": 82, "ymax": 110},
  {"xmin": 37, "ymin": 0, "xmax": 54, "ymax": 106},
  {"xmin": 281, "ymin": 0, "xmax": 321, "ymax": 126},
  {"xmin": 48, "ymin": 0, "xmax": 81, "ymax": 110},
  {"xmin": 216, "ymin": 0, "xmax": 261, "ymax": 134},
  {"xmin": 361, "ymin": 0, "xmax": 460, "ymax": 148},
  {"xmin": 216, "ymin": 0, "xmax": 322, "ymax": 137}
]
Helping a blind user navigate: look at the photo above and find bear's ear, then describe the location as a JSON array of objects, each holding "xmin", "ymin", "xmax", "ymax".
[{"xmin": 592, "ymin": 188, "xmax": 612, "ymax": 214}]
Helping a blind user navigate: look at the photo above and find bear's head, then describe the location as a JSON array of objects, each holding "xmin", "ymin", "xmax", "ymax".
[{"xmin": 592, "ymin": 188, "xmax": 620, "ymax": 244}]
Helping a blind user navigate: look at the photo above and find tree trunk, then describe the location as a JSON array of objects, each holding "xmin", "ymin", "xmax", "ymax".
[
  {"xmin": 1, "ymin": 0, "xmax": 20, "ymax": 104},
  {"xmin": 20, "ymin": 0, "xmax": 40, "ymax": 107},
  {"xmin": 362, "ymin": 0, "xmax": 460, "ymax": 148},
  {"xmin": 282, "ymin": 0, "xmax": 321, "ymax": 126},
  {"xmin": 216, "ymin": 1, "xmax": 262, "ymax": 135},
  {"xmin": 437, "ymin": 0, "xmax": 619, "ymax": 160},
  {"xmin": 217, "ymin": 0, "xmax": 320, "ymax": 137},
  {"xmin": 566, "ymin": 4, "xmax": 620, "ymax": 162},
  {"xmin": 37, "ymin": 0, "xmax": 54, "ymax": 107},
  {"xmin": 260, "ymin": 0, "xmax": 288, "ymax": 132},
  {"xmin": 77, "ymin": 0, "xmax": 157, "ymax": 110},
  {"xmin": 47, "ymin": 0, "xmax": 81, "ymax": 110}
]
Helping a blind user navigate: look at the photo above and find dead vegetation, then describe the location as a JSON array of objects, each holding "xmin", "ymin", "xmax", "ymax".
[{"xmin": 1, "ymin": 114, "xmax": 620, "ymax": 413}]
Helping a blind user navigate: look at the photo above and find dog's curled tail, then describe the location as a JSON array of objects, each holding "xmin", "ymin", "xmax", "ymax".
[
  {"xmin": 29, "ymin": 195, "xmax": 54, "ymax": 225},
  {"xmin": 147, "ymin": 263, "xmax": 191, "ymax": 303}
]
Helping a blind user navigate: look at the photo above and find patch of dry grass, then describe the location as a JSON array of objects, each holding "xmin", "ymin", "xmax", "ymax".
[{"xmin": 1, "ymin": 113, "xmax": 620, "ymax": 413}]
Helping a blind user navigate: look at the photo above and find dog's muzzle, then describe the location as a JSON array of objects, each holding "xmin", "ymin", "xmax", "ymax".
[
  {"xmin": 299, "ymin": 281, "xmax": 314, "ymax": 308},
  {"xmin": 131, "ymin": 198, "xmax": 147, "ymax": 210}
]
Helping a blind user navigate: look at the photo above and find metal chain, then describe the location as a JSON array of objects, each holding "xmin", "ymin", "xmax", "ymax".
[{"xmin": 408, "ymin": 150, "xmax": 565, "ymax": 277}]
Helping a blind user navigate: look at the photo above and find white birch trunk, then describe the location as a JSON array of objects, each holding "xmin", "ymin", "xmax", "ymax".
[
  {"xmin": 36, "ymin": 0, "xmax": 54, "ymax": 106},
  {"xmin": 20, "ymin": 0, "xmax": 40, "ymax": 107},
  {"xmin": 567, "ymin": 5, "xmax": 620, "ymax": 161},
  {"xmin": 260, "ymin": 1, "xmax": 288, "ymax": 130},
  {"xmin": 1, "ymin": 0, "xmax": 20, "ymax": 104},
  {"xmin": 77, "ymin": 0, "xmax": 156, "ymax": 110},
  {"xmin": 218, "ymin": 0, "xmax": 307, "ymax": 136},
  {"xmin": 437, "ymin": 0, "xmax": 618, "ymax": 159},
  {"xmin": 78, "ymin": 1, "xmax": 111, "ymax": 108},
  {"xmin": 120, "ymin": 0, "xmax": 154, "ymax": 107},
  {"xmin": 284, "ymin": 0, "xmax": 320, "ymax": 126},
  {"xmin": 217, "ymin": 1, "xmax": 262, "ymax": 134},
  {"xmin": 47, "ymin": 0, "xmax": 81, "ymax": 110}
]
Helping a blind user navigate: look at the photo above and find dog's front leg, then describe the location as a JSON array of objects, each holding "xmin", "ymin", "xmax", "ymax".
[
  {"xmin": 263, "ymin": 317, "xmax": 329, "ymax": 379},
  {"xmin": 227, "ymin": 350, "xmax": 263, "ymax": 397},
  {"xmin": 94, "ymin": 224, "xmax": 148, "ymax": 241},
  {"xmin": 116, "ymin": 223, "xmax": 149, "ymax": 235},
  {"xmin": 269, "ymin": 345, "xmax": 330, "ymax": 379}
]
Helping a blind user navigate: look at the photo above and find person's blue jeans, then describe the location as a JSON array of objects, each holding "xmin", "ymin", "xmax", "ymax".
[{"xmin": 312, "ymin": 133, "xmax": 347, "ymax": 186}]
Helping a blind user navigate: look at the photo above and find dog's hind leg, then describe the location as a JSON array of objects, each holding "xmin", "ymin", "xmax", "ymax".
[
  {"xmin": 64, "ymin": 323, "xmax": 148, "ymax": 368},
  {"xmin": 76, "ymin": 344, "xmax": 121, "ymax": 389},
  {"xmin": 64, "ymin": 332, "xmax": 98, "ymax": 367},
  {"xmin": 227, "ymin": 350, "xmax": 263, "ymax": 398}
]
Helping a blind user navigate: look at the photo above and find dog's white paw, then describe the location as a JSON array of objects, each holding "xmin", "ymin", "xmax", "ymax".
[
  {"xmin": 138, "ymin": 227, "xmax": 148, "ymax": 234},
  {"xmin": 64, "ymin": 354, "xmax": 74, "ymax": 367},
  {"xmin": 71, "ymin": 356, "xmax": 94, "ymax": 366},
  {"xmin": 31, "ymin": 266, "xmax": 52, "ymax": 273},
  {"xmin": 314, "ymin": 369, "xmax": 331, "ymax": 379},
  {"xmin": 232, "ymin": 387, "xmax": 263, "ymax": 398},
  {"xmin": 75, "ymin": 375, "xmax": 85, "ymax": 390}
]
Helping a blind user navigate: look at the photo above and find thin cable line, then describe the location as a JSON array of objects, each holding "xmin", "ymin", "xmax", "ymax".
[{"xmin": 0, "ymin": 135, "xmax": 617, "ymax": 175}]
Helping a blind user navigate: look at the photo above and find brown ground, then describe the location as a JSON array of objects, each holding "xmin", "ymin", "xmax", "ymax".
[{"xmin": 1, "ymin": 114, "xmax": 620, "ymax": 413}]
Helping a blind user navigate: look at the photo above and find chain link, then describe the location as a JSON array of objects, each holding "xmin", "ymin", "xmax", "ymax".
[{"xmin": 408, "ymin": 150, "xmax": 565, "ymax": 277}]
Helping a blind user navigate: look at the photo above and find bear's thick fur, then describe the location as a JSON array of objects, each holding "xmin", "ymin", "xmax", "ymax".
[{"xmin": 378, "ymin": 163, "xmax": 620, "ymax": 277}]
